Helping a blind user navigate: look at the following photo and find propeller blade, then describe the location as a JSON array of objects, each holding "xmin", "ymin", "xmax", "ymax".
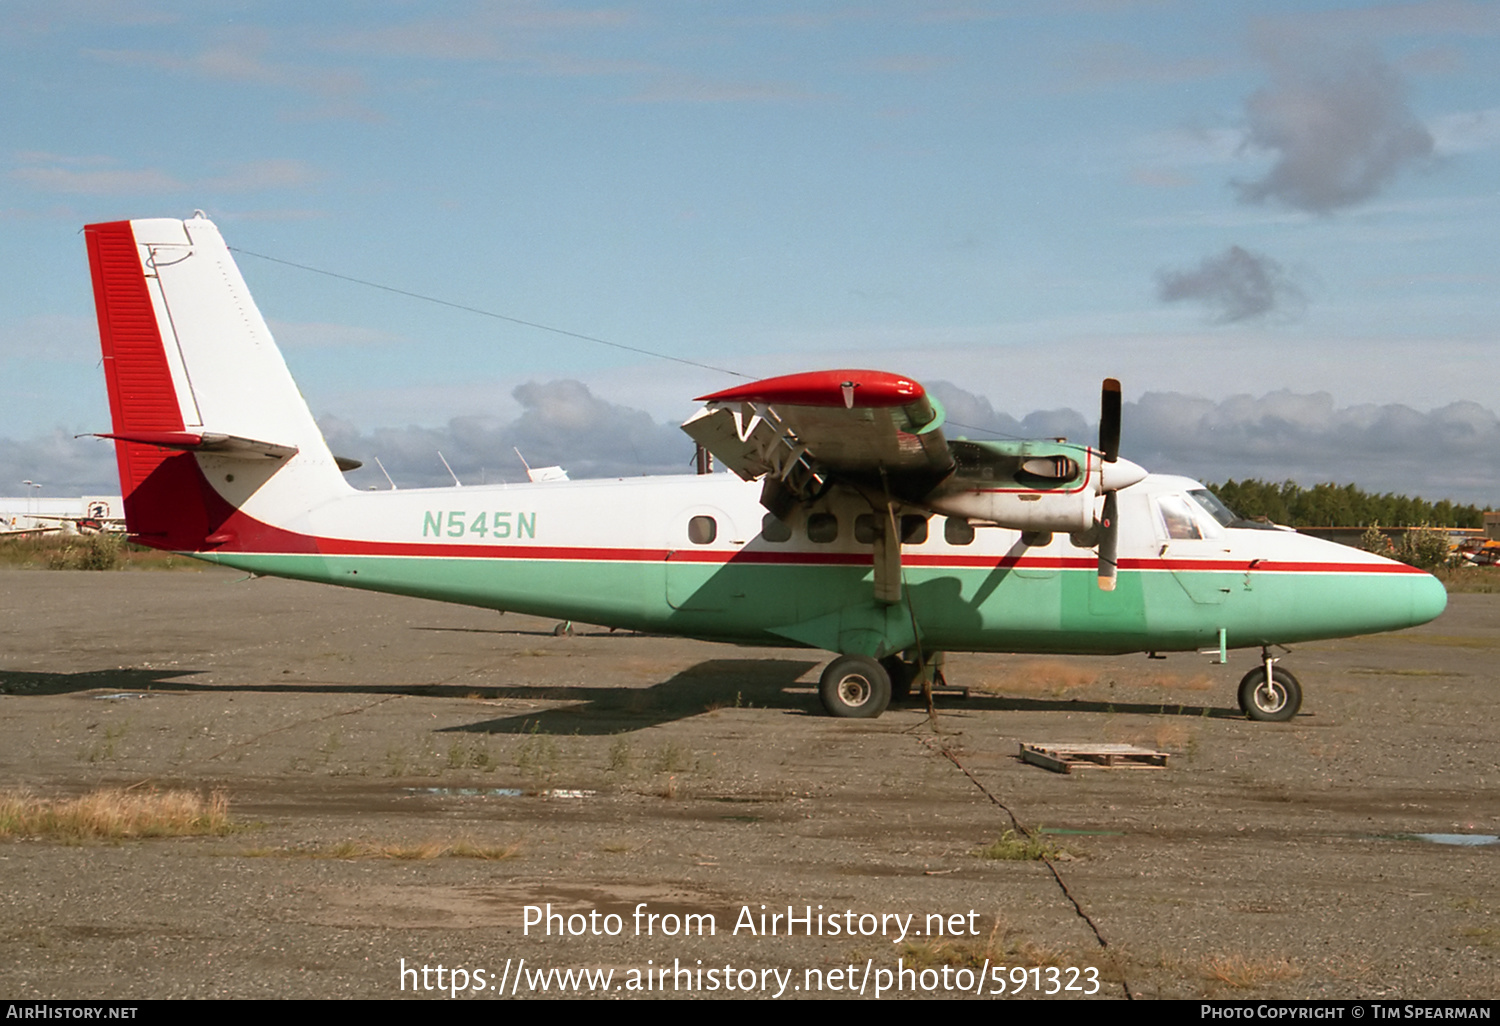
[
  {"xmin": 1099, "ymin": 377, "xmax": 1121, "ymax": 464},
  {"xmin": 1098, "ymin": 491, "xmax": 1118, "ymax": 591}
]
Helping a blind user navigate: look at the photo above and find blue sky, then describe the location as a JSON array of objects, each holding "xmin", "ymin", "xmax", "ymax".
[{"xmin": 3, "ymin": 1, "xmax": 1498, "ymax": 503}]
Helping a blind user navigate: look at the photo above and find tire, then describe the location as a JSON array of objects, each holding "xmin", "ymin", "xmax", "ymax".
[
  {"xmin": 880, "ymin": 655, "xmax": 918, "ymax": 702},
  {"xmin": 1237, "ymin": 666, "xmax": 1302, "ymax": 722},
  {"xmin": 819, "ymin": 655, "xmax": 892, "ymax": 718}
]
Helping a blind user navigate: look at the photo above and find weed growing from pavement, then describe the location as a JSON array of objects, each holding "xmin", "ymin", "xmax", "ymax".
[
  {"xmin": 245, "ymin": 839, "xmax": 522, "ymax": 860},
  {"xmin": 976, "ymin": 829, "xmax": 1060, "ymax": 861},
  {"xmin": 1203, "ymin": 954, "xmax": 1301, "ymax": 989},
  {"xmin": 606, "ymin": 738, "xmax": 633, "ymax": 773},
  {"xmin": 515, "ymin": 724, "xmax": 559, "ymax": 781},
  {"xmin": 651, "ymin": 740, "xmax": 692, "ymax": 773},
  {"xmin": 384, "ymin": 745, "xmax": 409, "ymax": 777},
  {"xmin": 447, "ymin": 738, "xmax": 495, "ymax": 771}
]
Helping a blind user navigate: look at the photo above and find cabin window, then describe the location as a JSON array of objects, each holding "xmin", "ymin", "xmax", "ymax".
[
  {"xmin": 806, "ymin": 513, "xmax": 839, "ymax": 544},
  {"xmin": 687, "ymin": 515, "xmax": 717, "ymax": 544},
  {"xmin": 854, "ymin": 514, "xmax": 880, "ymax": 545},
  {"xmin": 944, "ymin": 517, "xmax": 975, "ymax": 545},
  {"xmin": 901, "ymin": 515, "xmax": 928, "ymax": 544},
  {"xmin": 761, "ymin": 513, "xmax": 791, "ymax": 543}
]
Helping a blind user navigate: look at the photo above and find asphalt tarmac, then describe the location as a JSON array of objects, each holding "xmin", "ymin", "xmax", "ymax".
[{"xmin": 1, "ymin": 566, "xmax": 1496, "ymax": 1000}]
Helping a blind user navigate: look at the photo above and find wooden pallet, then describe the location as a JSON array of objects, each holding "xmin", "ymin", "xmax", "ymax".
[{"xmin": 1020, "ymin": 742, "xmax": 1169, "ymax": 774}]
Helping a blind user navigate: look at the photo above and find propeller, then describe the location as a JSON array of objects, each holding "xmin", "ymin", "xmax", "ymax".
[{"xmin": 1097, "ymin": 378, "xmax": 1122, "ymax": 592}]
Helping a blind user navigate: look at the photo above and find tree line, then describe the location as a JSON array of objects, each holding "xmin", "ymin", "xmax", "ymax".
[{"xmin": 1206, "ymin": 479, "xmax": 1489, "ymax": 529}]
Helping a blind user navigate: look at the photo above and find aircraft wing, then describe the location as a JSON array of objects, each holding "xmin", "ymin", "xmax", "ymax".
[
  {"xmin": 0, "ymin": 524, "xmax": 60, "ymax": 537},
  {"xmin": 681, "ymin": 370, "xmax": 953, "ymax": 507}
]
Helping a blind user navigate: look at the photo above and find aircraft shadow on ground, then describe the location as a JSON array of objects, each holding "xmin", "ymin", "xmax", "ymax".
[
  {"xmin": 0, "ymin": 667, "xmax": 204, "ymax": 696},
  {"xmin": 959, "ymin": 694, "xmax": 1244, "ymax": 719},
  {"xmin": 0, "ymin": 662, "xmax": 1247, "ymax": 729},
  {"xmin": 441, "ymin": 658, "xmax": 823, "ymax": 735}
]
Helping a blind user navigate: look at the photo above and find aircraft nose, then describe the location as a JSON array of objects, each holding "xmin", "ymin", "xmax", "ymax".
[{"xmin": 1408, "ymin": 571, "xmax": 1448, "ymax": 627}]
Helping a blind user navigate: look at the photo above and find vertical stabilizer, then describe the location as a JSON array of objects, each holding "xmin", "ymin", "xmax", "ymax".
[{"xmin": 86, "ymin": 215, "xmax": 349, "ymax": 551}]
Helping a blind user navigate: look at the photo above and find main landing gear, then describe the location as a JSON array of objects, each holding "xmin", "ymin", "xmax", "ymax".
[
  {"xmin": 818, "ymin": 655, "xmax": 891, "ymax": 718},
  {"xmin": 1237, "ymin": 647, "xmax": 1302, "ymax": 722},
  {"xmin": 817, "ymin": 652, "xmax": 943, "ymax": 718}
]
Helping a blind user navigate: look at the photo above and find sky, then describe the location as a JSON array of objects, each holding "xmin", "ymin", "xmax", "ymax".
[{"xmin": 2, "ymin": 1, "xmax": 1498, "ymax": 504}]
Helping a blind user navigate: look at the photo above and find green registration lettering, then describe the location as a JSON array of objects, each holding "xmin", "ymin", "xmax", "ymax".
[{"xmin": 421, "ymin": 510, "xmax": 535, "ymax": 540}]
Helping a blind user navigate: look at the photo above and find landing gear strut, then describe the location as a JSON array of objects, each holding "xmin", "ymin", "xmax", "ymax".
[
  {"xmin": 880, "ymin": 654, "xmax": 919, "ymax": 702},
  {"xmin": 879, "ymin": 651, "xmax": 947, "ymax": 703},
  {"xmin": 1237, "ymin": 648, "xmax": 1302, "ymax": 722}
]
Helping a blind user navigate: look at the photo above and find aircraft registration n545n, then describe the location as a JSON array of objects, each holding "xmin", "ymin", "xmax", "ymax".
[{"xmin": 84, "ymin": 214, "xmax": 1447, "ymax": 721}]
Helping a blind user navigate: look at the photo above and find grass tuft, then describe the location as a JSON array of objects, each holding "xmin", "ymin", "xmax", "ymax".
[
  {"xmin": 976, "ymin": 829, "xmax": 1059, "ymax": 861},
  {"xmin": 651, "ymin": 740, "xmax": 693, "ymax": 773},
  {"xmin": 310, "ymin": 839, "xmax": 522, "ymax": 860},
  {"xmin": 1204, "ymin": 954, "xmax": 1302, "ymax": 988},
  {"xmin": 0, "ymin": 788, "xmax": 233, "ymax": 841}
]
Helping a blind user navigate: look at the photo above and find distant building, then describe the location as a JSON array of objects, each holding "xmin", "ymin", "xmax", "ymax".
[{"xmin": 1486, "ymin": 512, "xmax": 1500, "ymax": 541}]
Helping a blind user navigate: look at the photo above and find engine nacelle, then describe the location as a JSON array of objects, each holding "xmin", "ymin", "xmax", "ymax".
[
  {"xmin": 923, "ymin": 439, "xmax": 1143, "ymax": 532},
  {"xmin": 927, "ymin": 487, "xmax": 1098, "ymax": 532}
]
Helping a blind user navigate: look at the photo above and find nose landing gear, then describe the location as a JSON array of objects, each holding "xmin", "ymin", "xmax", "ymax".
[{"xmin": 1237, "ymin": 647, "xmax": 1302, "ymax": 722}]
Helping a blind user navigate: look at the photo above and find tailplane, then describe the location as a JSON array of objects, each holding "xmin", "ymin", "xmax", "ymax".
[{"xmin": 85, "ymin": 215, "xmax": 349, "ymax": 551}]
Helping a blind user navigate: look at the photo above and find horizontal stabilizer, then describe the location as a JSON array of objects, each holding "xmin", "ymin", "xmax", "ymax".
[{"xmin": 94, "ymin": 430, "xmax": 299, "ymax": 461}]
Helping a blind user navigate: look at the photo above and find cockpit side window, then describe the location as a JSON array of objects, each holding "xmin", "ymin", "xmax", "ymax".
[{"xmin": 1157, "ymin": 495, "xmax": 1207, "ymax": 540}]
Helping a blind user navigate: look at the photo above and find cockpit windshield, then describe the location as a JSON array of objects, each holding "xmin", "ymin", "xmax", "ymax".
[
  {"xmin": 1189, "ymin": 489, "xmax": 1237, "ymax": 528},
  {"xmin": 1189, "ymin": 488, "xmax": 1285, "ymax": 531}
]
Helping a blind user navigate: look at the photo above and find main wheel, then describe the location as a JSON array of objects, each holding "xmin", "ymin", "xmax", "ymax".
[
  {"xmin": 1237, "ymin": 666, "xmax": 1302, "ymax": 722},
  {"xmin": 819, "ymin": 655, "xmax": 892, "ymax": 718},
  {"xmin": 879, "ymin": 655, "xmax": 918, "ymax": 702}
]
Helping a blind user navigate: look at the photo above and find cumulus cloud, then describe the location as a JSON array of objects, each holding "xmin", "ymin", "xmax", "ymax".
[
  {"xmin": 928, "ymin": 383, "xmax": 1091, "ymax": 443},
  {"xmin": 1234, "ymin": 48, "xmax": 1434, "ymax": 213},
  {"xmin": 1155, "ymin": 246, "xmax": 1307, "ymax": 323},
  {"xmin": 1127, "ymin": 391, "xmax": 1500, "ymax": 503},
  {"xmin": 324, "ymin": 379, "xmax": 695, "ymax": 489},
  {"xmin": 0, "ymin": 430, "xmax": 118, "ymax": 497}
]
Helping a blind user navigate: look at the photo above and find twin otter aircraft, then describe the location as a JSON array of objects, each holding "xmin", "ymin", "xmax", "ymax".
[{"xmin": 85, "ymin": 215, "xmax": 1447, "ymax": 722}]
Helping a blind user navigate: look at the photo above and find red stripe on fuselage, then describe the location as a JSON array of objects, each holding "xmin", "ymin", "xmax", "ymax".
[{"xmin": 190, "ymin": 502, "xmax": 1428, "ymax": 575}]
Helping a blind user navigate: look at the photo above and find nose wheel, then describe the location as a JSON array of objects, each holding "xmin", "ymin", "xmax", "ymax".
[{"xmin": 1237, "ymin": 654, "xmax": 1302, "ymax": 722}]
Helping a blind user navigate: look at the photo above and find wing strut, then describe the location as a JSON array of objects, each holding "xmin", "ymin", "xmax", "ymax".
[{"xmin": 871, "ymin": 499, "xmax": 902, "ymax": 605}]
